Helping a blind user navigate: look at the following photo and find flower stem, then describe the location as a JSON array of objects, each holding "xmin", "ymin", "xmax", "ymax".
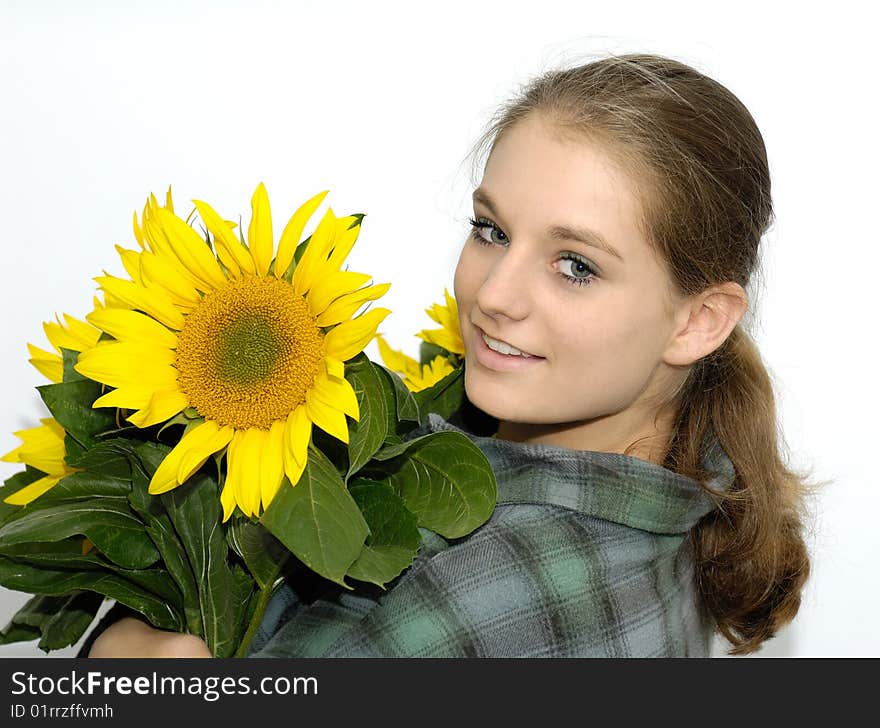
[{"xmin": 234, "ymin": 557, "xmax": 288, "ymax": 658}]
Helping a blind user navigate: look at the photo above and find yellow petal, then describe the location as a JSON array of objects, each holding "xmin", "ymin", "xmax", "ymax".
[
  {"xmin": 152, "ymin": 207, "xmax": 228, "ymax": 291},
  {"xmin": 248, "ymin": 182, "xmax": 274, "ymax": 277},
  {"xmin": 176, "ymin": 421, "xmax": 234, "ymax": 484},
  {"xmin": 283, "ymin": 405, "xmax": 311, "ymax": 487},
  {"xmin": 305, "ymin": 387, "xmax": 349, "ymax": 444},
  {"xmin": 95, "ymin": 274, "xmax": 185, "ymax": 330},
  {"xmin": 75, "ymin": 342, "xmax": 176, "ymax": 389},
  {"xmin": 127, "ymin": 388, "xmax": 189, "ymax": 428},
  {"xmin": 220, "ymin": 477, "xmax": 237, "ymax": 522},
  {"xmin": 307, "ymin": 270, "xmax": 372, "ymax": 318},
  {"xmin": 324, "ymin": 355, "xmax": 345, "ymax": 381},
  {"xmin": 115, "ymin": 245, "xmax": 144, "ymax": 285},
  {"xmin": 311, "ymin": 369, "xmax": 360, "ymax": 420},
  {"xmin": 193, "ymin": 199, "xmax": 255, "ymax": 278},
  {"xmin": 227, "ymin": 428, "xmax": 263, "ymax": 518},
  {"xmin": 260, "ymin": 420, "xmax": 286, "ymax": 510},
  {"xmin": 314, "ymin": 281, "xmax": 392, "ymax": 328},
  {"xmin": 375, "ymin": 334, "xmax": 414, "ymax": 375},
  {"xmin": 325, "ymin": 216, "xmax": 361, "ymax": 270},
  {"xmin": 274, "ymin": 190, "xmax": 329, "ymax": 278},
  {"xmin": 291, "ymin": 207, "xmax": 338, "ymax": 297},
  {"xmin": 86, "ymin": 308, "xmax": 178, "ymax": 349},
  {"xmin": 324, "ymin": 307, "xmax": 391, "ymax": 363},
  {"xmin": 27, "ymin": 343, "xmax": 63, "ymax": 383},
  {"xmin": 3, "ymin": 475, "xmax": 63, "ymax": 506},
  {"xmin": 133, "ymin": 210, "xmax": 145, "ymax": 249},
  {"xmin": 139, "ymin": 251, "xmax": 201, "ymax": 308}
]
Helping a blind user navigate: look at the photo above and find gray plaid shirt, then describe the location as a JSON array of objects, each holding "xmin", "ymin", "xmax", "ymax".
[{"xmin": 248, "ymin": 413, "xmax": 733, "ymax": 658}]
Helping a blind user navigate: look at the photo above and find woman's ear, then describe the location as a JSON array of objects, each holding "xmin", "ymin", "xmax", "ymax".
[{"xmin": 663, "ymin": 281, "xmax": 748, "ymax": 367}]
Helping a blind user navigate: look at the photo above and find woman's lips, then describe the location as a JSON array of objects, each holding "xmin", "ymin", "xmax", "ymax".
[{"xmin": 472, "ymin": 327, "xmax": 546, "ymax": 372}]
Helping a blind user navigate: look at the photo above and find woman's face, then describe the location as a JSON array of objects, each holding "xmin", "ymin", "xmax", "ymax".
[{"xmin": 453, "ymin": 114, "xmax": 690, "ymax": 453}]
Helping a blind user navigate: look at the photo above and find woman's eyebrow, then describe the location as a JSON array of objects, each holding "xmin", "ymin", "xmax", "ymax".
[{"xmin": 472, "ymin": 188, "xmax": 624, "ymax": 262}]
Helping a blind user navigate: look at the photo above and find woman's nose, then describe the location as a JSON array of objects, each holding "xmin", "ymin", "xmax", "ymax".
[{"xmin": 474, "ymin": 248, "xmax": 533, "ymax": 321}]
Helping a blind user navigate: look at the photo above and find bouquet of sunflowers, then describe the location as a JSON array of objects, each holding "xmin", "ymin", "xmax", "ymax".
[{"xmin": 0, "ymin": 185, "xmax": 495, "ymax": 657}]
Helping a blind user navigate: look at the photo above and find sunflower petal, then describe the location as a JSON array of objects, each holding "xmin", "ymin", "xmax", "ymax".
[
  {"xmin": 325, "ymin": 216, "xmax": 361, "ymax": 270},
  {"xmin": 283, "ymin": 406, "xmax": 310, "ymax": 487},
  {"xmin": 27, "ymin": 343, "xmax": 63, "ymax": 383},
  {"xmin": 248, "ymin": 183, "xmax": 274, "ymax": 277},
  {"xmin": 324, "ymin": 307, "xmax": 391, "ymax": 363},
  {"xmin": 274, "ymin": 190, "xmax": 329, "ymax": 278},
  {"xmin": 115, "ymin": 245, "xmax": 144, "ymax": 285},
  {"xmin": 149, "ymin": 420, "xmax": 221, "ymax": 495},
  {"xmin": 3, "ymin": 475, "xmax": 63, "ymax": 506},
  {"xmin": 193, "ymin": 199, "xmax": 255, "ymax": 277},
  {"xmin": 324, "ymin": 355, "xmax": 345, "ymax": 381},
  {"xmin": 75, "ymin": 342, "xmax": 176, "ymax": 389},
  {"xmin": 305, "ymin": 387, "xmax": 350, "ymax": 444},
  {"xmin": 307, "ymin": 270, "xmax": 372, "ymax": 318},
  {"xmin": 176, "ymin": 421, "xmax": 234, "ymax": 484},
  {"xmin": 86, "ymin": 308, "xmax": 178, "ymax": 349},
  {"xmin": 314, "ymin": 282, "xmax": 392, "ymax": 327},
  {"xmin": 227, "ymin": 428, "xmax": 263, "ymax": 518},
  {"xmin": 127, "ymin": 388, "xmax": 189, "ymax": 428},
  {"xmin": 139, "ymin": 251, "xmax": 201, "ymax": 308},
  {"xmin": 260, "ymin": 420, "xmax": 286, "ymax": 510},
  {"xmin": 291, "ymin": 207, "xmax": 338, "ymax": 297},
  {"xmin": 311, "ymin": 369, "xmax": 359, "ymax": 420},
  {"xmin": 95, "ymin": 274, "xmax": 185, "ymax": 330},
  {"xmin": 220, "ymin": 477, "xmax": 237, "ymax": 522},
  {"xmin": 151, "ymin": 207, "xmax": 228, "ymax": 291}
]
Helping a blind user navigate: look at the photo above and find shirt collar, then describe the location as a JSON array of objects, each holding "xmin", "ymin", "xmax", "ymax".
[{"xmin": 421, "ymin": 413, "xmax": 733, "ymax": 535}]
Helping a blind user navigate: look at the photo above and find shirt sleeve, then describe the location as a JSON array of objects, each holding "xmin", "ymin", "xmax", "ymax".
[{"xmin": 249, "ymin": 504, "xmax": 605, "ymax": 658}]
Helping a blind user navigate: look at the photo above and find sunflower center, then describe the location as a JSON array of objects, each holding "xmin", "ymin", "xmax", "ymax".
[{"xmin": 175, "ymin": 276, "xmax": 325, "ymax": 430}]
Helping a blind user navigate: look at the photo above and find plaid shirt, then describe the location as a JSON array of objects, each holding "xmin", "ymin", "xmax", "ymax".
[{"xmin": 247, "ymin": 413, "xmax": 733, "ymax": 658}]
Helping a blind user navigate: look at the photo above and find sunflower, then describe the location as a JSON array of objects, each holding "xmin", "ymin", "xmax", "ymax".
[
  {"xmin": 74, "ymin": 184, "xmax": 391, "ymax": 521},
  {"xmin": 1, "ymin": 419, "xmax": 79, "ymax": 505},
  {"xmin": 376, "ymin": 288, "xmax": 463, "ymax": 392}
]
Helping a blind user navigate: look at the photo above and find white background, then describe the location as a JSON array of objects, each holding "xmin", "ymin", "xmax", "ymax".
[{"xmin": 0, "ymin": 0, "xmax": 876, "ymax": 658}]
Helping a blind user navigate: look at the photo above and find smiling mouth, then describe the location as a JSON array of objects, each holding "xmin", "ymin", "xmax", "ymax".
[{"xmin": 477, "ymin": 327, "xmax": 543, "ymax": 359}]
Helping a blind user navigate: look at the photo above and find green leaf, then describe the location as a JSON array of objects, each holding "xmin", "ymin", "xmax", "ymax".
[
  {"xmin": 380, "ymin": 431, "xmax": 497, "ymax": 538},
  {"xmin": 0, "ymin": 620, "xmax": 41, "ymax": 646},
  {"xmin": 4, "ymin": 592, "xmax": 105, "ymax": 651},
  {"xmin": 37, "ymin": 380, "xmax": 116, "ymax": 449},
  {"xmin": 374, "ymin": 363, "xmax": 420, "ymax": 423},
  {"xmin": 227, "ymin": 518, "xmax": 288, "ymax": 591},
  {"xmin": 38, "ymin": 471, "xmax": 131, "ymax": 501},
  {"xmin": 418, "ymin": 340, "xmax": 450, "ymax": 367},
  {"xmin": 411, "ymin": 366, "xmax": 465, "ymax": 425},
  {"xmin": 0, "ymin": 556, "xmax": 182, "ymax": 631},
  {"xmin": 261, "ymin": 445, "xmax": 369, "ymax": 588},
  {"xmin": 127, "ymin": 444, "xmax": 201, "ymax": 636},
  {"xmin": 65, "ymin": 438, "xmax": 136, "ymax": 480},
  {"xmin": 0, "ymin": 497, "xmax": 160, "ymax": 569},
  {"xmin": 60, "ymin": 347, "xmax": 89, "ymax": 383},
  {"xmin": 345, "ymin": 353, "xmax": 389, "ymax": 479},
  {"xmin": 157, "ymin": 470, "xmax": 250, "ymax": 658},
  {"xmin": 346, "ymin": 479, "xmax": 421, "ymax": 587}
]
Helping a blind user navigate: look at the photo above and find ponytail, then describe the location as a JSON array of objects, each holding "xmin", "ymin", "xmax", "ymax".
[{"xmin": 666, "ymin": 325, "xmax": 814, "ymax": 654}]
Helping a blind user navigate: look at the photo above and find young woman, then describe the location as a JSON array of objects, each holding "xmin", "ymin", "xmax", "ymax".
[{"xmin": 83, "ymin": 52, "xmax": 811, "ymax": 658}]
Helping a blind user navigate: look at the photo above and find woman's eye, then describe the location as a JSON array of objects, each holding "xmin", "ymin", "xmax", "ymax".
[
  {"xmin": 557, "ymin": 254, "xmax": 598, "ymax": 287},
  {"xmin": 468, "ymin": 217, "xmax": 508, "ymax": 245}
]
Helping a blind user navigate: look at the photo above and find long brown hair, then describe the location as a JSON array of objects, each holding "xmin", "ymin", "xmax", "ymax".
[{"xmin": 465, "ymin": 53, "xmax": 818, "ymax": 655}]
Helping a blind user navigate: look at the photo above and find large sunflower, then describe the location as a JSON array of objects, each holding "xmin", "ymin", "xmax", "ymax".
[{"xmin": 75, "ymin": 184, "xmax": 391, "ymax": 521}]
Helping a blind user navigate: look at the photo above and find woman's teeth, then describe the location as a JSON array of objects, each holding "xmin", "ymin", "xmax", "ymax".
[{"xmin": 482, "ymin": 333, "xmax": 534, "ymax": 357}]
